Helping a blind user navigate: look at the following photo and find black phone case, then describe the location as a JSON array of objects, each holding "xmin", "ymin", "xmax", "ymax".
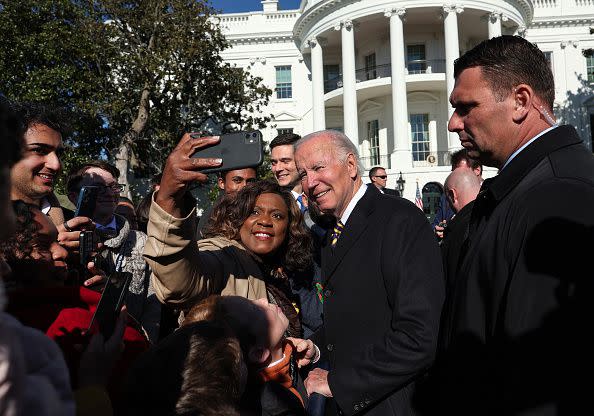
[
  {"xmin": 88, "ymin": 272, "xmax": 132, "ymax": 339},
  {"xmin": 74, "ymin": 186, "xmax": 100, "ymax": 218},
  {"xmin": 191, "ymin": 130, "xmax": 263, "ymax": 174}
]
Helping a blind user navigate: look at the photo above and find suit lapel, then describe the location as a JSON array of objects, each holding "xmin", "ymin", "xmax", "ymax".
[{"xmin": 322, "ymin": 186, "xmax": 377, "ymax": 284}]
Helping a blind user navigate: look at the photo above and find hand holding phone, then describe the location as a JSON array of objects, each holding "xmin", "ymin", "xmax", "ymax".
[{"xmin": 156, "ymin": 133, "xmax": 222, "ymax": 217}]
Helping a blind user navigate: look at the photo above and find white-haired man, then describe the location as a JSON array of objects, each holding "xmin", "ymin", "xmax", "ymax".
[{"xmin": 292, "ymin": 130, "xmax": 444, "ymax": 416}]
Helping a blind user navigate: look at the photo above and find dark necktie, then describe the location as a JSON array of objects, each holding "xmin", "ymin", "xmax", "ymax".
[{"xmin": 296, "ymin": 195, "xmax": 307, "ymax": 213}]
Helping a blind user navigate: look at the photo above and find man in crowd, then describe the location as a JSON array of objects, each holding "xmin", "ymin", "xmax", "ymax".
[
  {"xmin": 196, "ymin": 167, "xmax": 257, "ymax": 235},
  {"xmin": 294, "ymin": 130, "xmax": 444, "ymax": 415},
  {"xmin": 10, "ymin": 103, "xmax": 99, "ymax": 284},
  {"xmin": 368, "ymin": 166, "xmax": 399, "ymax": 196},
  {"xmin": 437, "ymin": 35, "xmax": 594, "ymax": 414},
  {"xmin": 270, "ymin": 133, "xmax": 306, "ymax": 210},
  {"xmin": 433, "ymin": 148, "xmax": 482, "ymax": 239},
  {"xmin": 66, "ymin": 161, "xmax": 160, "ymax": 342},
  {"xmin": 10, "ymin": 103, "xmax": 67, "ymax": 225},
  {"xmin": 440, "ymin": 169, "xmax": 481, "ymax": 287}
]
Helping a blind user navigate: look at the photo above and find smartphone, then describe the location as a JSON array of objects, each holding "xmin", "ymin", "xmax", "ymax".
[
  {"xmin": 190, "ymin": 130, "xmax": 263, "ymax": 174},
  {"xmin": 74, "ymin": 185, "xmax": 100, "ymax": 218},
  {"xmin": 88, "ymin": 271, "xmax": 132, "ymax": 339},
  {"xmin": 79, "ymin": 230, "xmax": 94, "ymax": 267}
]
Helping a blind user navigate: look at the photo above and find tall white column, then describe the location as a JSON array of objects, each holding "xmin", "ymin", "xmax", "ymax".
[
  {"xmin": 488, "ymin": 12, "xmax": 502, "ymax": 39},
  {"xmin": 385, "ymin": 8, "xmax": 412, "ymax": 170},
  {"xmin": 443, "ymin": 4, "xmax": 464, "ymax": 152},
  {"xmin": 308, "ymin": 37, "xmax": 326, "ymax": 131},
  {"xmin": 337, "ymin": 20, "xmax": 359, "ymax": 145}
]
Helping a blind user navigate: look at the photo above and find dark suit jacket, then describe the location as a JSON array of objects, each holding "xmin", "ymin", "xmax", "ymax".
[
  {"xmin": 382, "ymin": 188, "xmax": 400, "ymax": 197},
  {"xmin": 440, "ymin": 201, "xmax": 474, "ymax": 291},
  {"xmin": 438, "ymin": 125, "xmax": 594, "ymax": 415},
  {"xmin": 311, "ymin": 185, "xmax": 444, "ymax": 415}
]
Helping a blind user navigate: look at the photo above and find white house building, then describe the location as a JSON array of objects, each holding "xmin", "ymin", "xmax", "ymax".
[{"xmin": 216, "ymin": 0, "xmax": 594, "ymax": 202}]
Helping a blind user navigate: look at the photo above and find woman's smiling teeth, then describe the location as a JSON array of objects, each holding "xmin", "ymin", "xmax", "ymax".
[{"xmin": 254, "ymin": 232, "xmax": 272, "ymax": 239}]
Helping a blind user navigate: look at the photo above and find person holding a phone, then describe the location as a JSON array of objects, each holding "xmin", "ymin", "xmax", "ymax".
[
  {"xmin": 66, "ymin": 161, "xmax": 161, "ymax": 343},
  {"xmin": 144, "ymin": 133, "xmax": 313, "ymax": 337}
]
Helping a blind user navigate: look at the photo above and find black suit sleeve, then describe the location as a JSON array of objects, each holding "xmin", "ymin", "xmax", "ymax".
[{"xmin": 328, "ymin": 208, "xmax": 445, "ymax": 414}]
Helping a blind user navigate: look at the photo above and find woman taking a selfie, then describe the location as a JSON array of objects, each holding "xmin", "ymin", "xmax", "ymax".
[{"xmin": 143, "ymin": 133, "xmax": 314, "ymax": 337}]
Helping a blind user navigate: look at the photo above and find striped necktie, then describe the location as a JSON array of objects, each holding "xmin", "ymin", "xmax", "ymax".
[{"xmin": 330, "ymin": 220, "xmax": 344, "ymax": 247}]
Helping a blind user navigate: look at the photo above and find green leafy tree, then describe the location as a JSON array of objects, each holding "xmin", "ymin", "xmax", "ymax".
[
  {"xmin": 0, "ymin": 0, "xmax": 115, "ymax": 192},
  {"xmin": 89, "ymin": 0, "xmax": 271, "ymax": 198},
  {"xmin": 0, "ymin": 0, "xmax": 272, "ymax": 199}
]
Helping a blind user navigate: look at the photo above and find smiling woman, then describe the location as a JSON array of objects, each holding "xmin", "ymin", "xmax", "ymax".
[{"xmin": 145, "ymin": 180, "xmax": 314, "ymax": 337}]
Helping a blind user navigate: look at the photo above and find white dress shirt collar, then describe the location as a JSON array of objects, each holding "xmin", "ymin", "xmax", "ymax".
[{"xmin": 339, "ymin": 181, "xmax": 366, "ymax": 226}]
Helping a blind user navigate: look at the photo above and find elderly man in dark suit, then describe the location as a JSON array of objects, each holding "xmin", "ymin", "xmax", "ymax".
[
  {"xmin": 291, "ymin": 130, "xmax": 444, "ymax": 415},
  {"xmin": 437, "ymin": 35, "xmax": 594, "ymax": 415}
]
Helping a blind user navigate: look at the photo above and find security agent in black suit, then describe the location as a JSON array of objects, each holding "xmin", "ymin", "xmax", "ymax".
[
  {"xmin": 436, "ymin": 36, "xmax": 594, "ymax": 415},
  {"xmin": 368, "ymin": 166, "xmax": 399, "ymax": 197},
  {"xmin": 292, "ymin": 130, "xmax": 445, "ymax": 416}
]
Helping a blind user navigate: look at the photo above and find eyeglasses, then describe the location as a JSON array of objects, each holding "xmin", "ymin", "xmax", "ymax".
[
  {"xmin": 373, "ymin": 175, "xmax": 387, "ymax": 179},
  {"xmin": 97, "ymin": 183, "xmax": 126, "ymax": 193}
]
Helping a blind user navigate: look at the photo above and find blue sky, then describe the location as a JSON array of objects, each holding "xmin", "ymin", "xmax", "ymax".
[{"xmin": 210, "ymin": 0, "xmax": 301, "ymax": 13}]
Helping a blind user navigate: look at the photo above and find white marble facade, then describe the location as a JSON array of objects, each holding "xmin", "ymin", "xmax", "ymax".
[{"xmin": 216, "ymin": 0, "xmax": 594, "ymax": 200}]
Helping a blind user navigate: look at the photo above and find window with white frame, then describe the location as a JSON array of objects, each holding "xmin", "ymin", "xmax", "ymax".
[
  {"xmin": 275, "ymin": 66, "xmax": 292, "ymax": 99},
  {"xmin": 367, "ymin": 120, "xmax": 380, "ymax": 165},
  {"xmin": 365, "ymin": 53, "xmax": 376, "ymax": 80},
  {"xmin": 586, "ymin": 50, "xmax": 594, "ymax": 82},
  {"xmin": 324, "ymin": 64, "xmax": 340, "ymax": 93},
  {"xmin": 410, "ymin": 114, "xmax": 430, "ymax": 162},
  {"xmin": 277, "ymin": 128, "xmax": 293, "ymax": 136},
  {"xmin": 407, "ymin": 45, "xmax": 426, "ymax": 74}
]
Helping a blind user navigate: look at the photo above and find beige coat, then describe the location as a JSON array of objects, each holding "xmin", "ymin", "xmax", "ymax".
[{"xmin": 143, "ymin": 197, "xmax": 268, "ymax": 308}]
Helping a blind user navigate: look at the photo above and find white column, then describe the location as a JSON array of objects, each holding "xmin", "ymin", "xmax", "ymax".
[
  {"xmin": 337, "ymin": 20, "xmax": 359, "ymax": 145},
  {"xmin": 443, "ymin": 4, "xmax": 464, "ymax": 152},
  {"xmin": 385, "ymin": 8, "xmax": 412, "ymax": 169},
  {"xmin": 308, "ymin": 37, "xmax": 326, "ymax": 131},
  {"xmin": 488, "ymin": 12, "xmax": 502, "ymax": 39}
]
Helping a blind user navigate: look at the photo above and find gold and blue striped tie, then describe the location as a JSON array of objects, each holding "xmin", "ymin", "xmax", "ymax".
[{"xmin": 331, "ymin": 221, "xmax": 344, "ymax": 247}]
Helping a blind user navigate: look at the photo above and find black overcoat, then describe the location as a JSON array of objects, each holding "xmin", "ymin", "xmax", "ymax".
[
  {"xmin": 311, "ymin": 185, "xmax": 445, "ymax": 415},
  {"xmin": 438, "ymin": 125, "xmax": 594, "ymax": 415}
]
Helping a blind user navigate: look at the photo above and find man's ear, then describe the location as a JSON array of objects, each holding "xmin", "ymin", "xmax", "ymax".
[
  {"xmin": 512, "ymin": 84, "xmax": 532, "ymax": 123},
  {"xmin": 248, "ymin": 346, "xmax": 270, "ymax": 365},
  {"xmin": 217, "ymin": 177, "xmax": 225, "ymax": 191},
  {"xmin": 448, "ymin": 188, "xmax": 457, "ymax": 206},
  {"xmin": 346, "ymin": 153, "xmax": 358, "ymax": 179}
]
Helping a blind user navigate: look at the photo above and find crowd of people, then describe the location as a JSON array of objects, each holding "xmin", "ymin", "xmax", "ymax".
[{"xmin": 0, "ymin": 35, "xmax": 592, "ymax": 416}]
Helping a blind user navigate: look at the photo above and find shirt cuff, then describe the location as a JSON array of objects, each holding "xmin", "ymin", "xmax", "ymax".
[{"xmin": 312, "ymin": 343, "xmax": 321, "ymax": 364}]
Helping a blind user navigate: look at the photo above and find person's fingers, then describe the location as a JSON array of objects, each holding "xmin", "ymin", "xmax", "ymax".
[
  {"xmin": 57, "ymin": 237, "xmax": 81, "ymax": 249},
  {"xmin": 59, "ymin": 216, "xmax": 95, "ymax": 231},
  {"xmin": 184, "ymin": 135, "xmax": 220, "ymax": 155},
  {"xmin": 287, "ymin": 337, "xmax": 309, "ymax": 353},
  {"xmin": 177, "ymin": 157, "xmax": 222, "ymax": 172},
  {"xmin": 83, "ymin": 274, "xmax": 105, "ymax": 287}
]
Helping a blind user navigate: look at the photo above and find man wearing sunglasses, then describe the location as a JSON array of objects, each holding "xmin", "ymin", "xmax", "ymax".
[{"xmin": 369, "ymin": 167, "xmax": 399, "ymax": 196}]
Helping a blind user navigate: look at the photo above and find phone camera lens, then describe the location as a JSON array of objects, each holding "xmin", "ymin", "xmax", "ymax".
[
  {"xmin": 252, "ymin": 132, "xmax": 257, "ymax": 137},
  {"xmin": 245, "ymin": 134, "xmax": 250, "ymax": 139}
]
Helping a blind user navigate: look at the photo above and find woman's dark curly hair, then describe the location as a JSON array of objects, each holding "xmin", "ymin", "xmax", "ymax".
[
  {"xmin": 0, "ymin": 200, "xmax": 40, "ymax": 262},
  {"xmin": 203, "ymin": 180, "xmax": 312, "ymax": 273}
]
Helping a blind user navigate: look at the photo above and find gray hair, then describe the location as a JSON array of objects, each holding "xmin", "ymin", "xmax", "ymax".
[{"xmin": 295, "ymin": 130, "xmax": 364, "ymax": 176}]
